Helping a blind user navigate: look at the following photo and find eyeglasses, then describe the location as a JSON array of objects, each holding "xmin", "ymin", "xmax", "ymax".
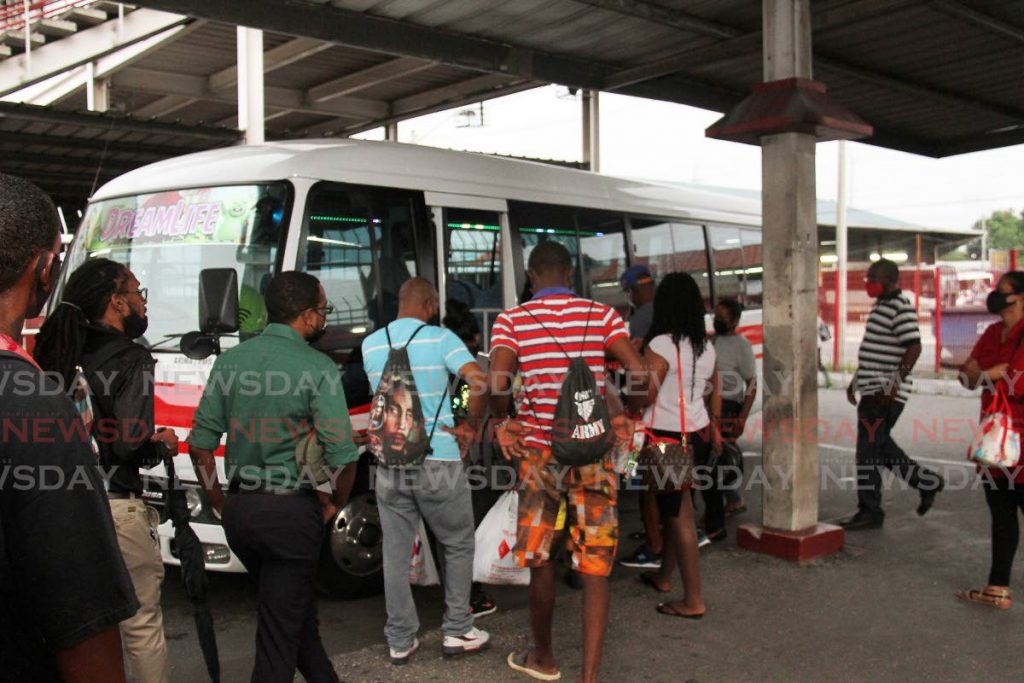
[
  {"xmin": 120, "ymin": 287, "xmax": 148, "ymax": 302},
  {"xmin": 312, "ymin": 303, "xmax": 335, "ymax": 317}
]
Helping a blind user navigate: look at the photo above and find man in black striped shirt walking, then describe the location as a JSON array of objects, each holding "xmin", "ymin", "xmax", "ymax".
[{"xmin": 842, "ymin": 259, "xmax": 944, "ymax": 530}]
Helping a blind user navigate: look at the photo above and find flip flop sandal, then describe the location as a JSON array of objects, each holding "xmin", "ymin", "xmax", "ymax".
[
  {"xmin": 656, "ymin": 602, "xmax": 705, "ymax": 620},
  {"xmin": 956, "ymin": 587, "xmax": 1012, "ymax": 610},
  {"xmin": 507, "ymin": 650, "xmax": 562, "ymax": 681},
  {"xmin": 640, "ymin": 572, "xmax": 671, "ymax": 594}
]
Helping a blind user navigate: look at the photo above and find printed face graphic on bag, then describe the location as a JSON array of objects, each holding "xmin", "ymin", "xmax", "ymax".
[
  {"xmin": 574, "ymin": 389, "xmax": 595, "ymax": 421},
  {"xmin": 383, "ymin": 384, "xmax": 416, "ymax": 451}
]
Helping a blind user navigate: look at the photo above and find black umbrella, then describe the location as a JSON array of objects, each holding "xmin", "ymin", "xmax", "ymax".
[{"xmin": 164, "ymin": 452, "xmax": 221, "ymax": 682}]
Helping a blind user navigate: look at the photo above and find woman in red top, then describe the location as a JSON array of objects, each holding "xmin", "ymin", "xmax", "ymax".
[{"xmin": 956, "ymin": 271, "xmax": 1024, "ymax": 609}]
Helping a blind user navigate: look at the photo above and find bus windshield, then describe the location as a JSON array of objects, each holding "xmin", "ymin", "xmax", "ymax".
[{"xmin": 63, "ymin": 183, "xmax": 290, "ymax": 351}]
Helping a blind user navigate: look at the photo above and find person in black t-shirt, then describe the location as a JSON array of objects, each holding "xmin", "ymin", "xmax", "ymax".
[
  {"xmin": 0, "ymin": 174, "xmax": 138, "ymax": 682},
  {"xmin": 36, "ymin": 258, "xmax": 176, "ymax": 683}
]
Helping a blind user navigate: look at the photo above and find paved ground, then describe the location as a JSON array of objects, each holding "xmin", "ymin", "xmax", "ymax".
[{"xmin": 163, "ymin": 389, "xmax": 1024, "ymax": 682}]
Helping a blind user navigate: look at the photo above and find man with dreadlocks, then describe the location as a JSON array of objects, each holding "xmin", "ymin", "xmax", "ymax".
[
  {"xmin": 35, "ymin": 258, "xmax": 176, "ymax": 683},
  {"xmin": 0, "ymin": 174, "xmax": 138, "ymax": 682}
]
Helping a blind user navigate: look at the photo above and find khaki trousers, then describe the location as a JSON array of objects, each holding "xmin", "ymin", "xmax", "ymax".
[{"xmin": 110, "ymin": 497, "xmax": 168, "ymax": 683}]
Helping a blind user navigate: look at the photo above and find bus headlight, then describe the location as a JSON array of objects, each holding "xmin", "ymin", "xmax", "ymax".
[{"xmin": 185, "ymin": 486, "xmax": 203, "ymax": 518}]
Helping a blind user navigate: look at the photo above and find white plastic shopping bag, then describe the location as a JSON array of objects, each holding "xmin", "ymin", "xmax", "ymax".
[
  {"xmin": 473, "ymin": 491, "xmax": 529, "ymax": 586},
  {"xmin": 409, "ymin": 518, "xmax": 440, "ymax": 586},
  {"xmin": 970, "ymin": 391, "xmax": 1021, "ymax": 468}
]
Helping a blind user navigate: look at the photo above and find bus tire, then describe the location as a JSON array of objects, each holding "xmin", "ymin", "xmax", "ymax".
[{"xmin": 317, "ymin": 491, "xmax": 385, "ymax": 599}]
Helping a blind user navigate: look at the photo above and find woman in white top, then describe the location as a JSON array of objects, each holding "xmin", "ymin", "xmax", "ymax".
[{"xmin": 638, "ymin": 272, "xmax": 722, "ymax": 619}]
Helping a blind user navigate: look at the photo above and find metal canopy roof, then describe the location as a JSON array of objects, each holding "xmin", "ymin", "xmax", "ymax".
[
  {"xmin": 0, "ymin": 0, "xmax": 1021, "ymax": 209},
  {"xmin": 123, "ymin": 0, "xmax": 1024, "ymax": 157}
]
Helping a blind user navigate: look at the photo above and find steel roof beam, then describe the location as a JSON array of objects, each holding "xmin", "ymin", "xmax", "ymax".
[
  {"xmin": 0, "ymin": 130, "xmax": 189, "ymax": 156},
  {"xmin": 132, "ymin": 94, "xmax": 197, "ymax": 118},
  {"xmin": 114, "ymin": 66, "xmax": 389, "ymax": 120},
  {"xmin": 0, "ymin": 9, "xmax": 192, "ymax": 96},
  {"xmin": 306, "ymin": 57, "xmax": 435, "ymax": 103},
  {"xmin": 131, "ymin": 0, "xmax": 610, "ymax": 89},
  {"xmin": 593, "ymin": 0, "xmax": 1024, "ymax": 122},
  {"xmin": 391, "ymin": 73, "xmax": 524, "ymax": 116},
  {"xmin": 0, "ymin": 101, "xmax": 239, "ymax": 139},
  {"xmin": 928, "ymin": 0, "xmax": 1024, "ymax": 44},
  {"xmin": 208, "ymin": 36, "xmax": 333, "ymax": 91},
  {"xmin": 3, "ymin": 21, "xmax": 204, "ymax": 106},
  {"xmin": 570, "ymin": 0, "xmax": 741, "ymax": 39}
]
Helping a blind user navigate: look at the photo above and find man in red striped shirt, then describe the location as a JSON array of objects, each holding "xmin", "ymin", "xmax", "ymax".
[{"xmin": 489, "ymin": 241, "xmax": 645, "ymax": 683}]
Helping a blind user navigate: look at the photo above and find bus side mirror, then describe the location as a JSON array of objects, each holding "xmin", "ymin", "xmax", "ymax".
[
  {"xmin": 199, "ymin": 268, "xmax": 240, "ymax": 335},
  {"xmin": 179, "ymin": 269, "xmax": 240, "ymax": 360},
  {"xmin": 180, "ymin": 331, "xmax": 219, "ymax": 360}
]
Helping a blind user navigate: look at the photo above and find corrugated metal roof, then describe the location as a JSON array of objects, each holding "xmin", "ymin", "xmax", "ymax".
[{"xmin": 0, "ymin": 0, "xmax": 1021, "ymax": 208}]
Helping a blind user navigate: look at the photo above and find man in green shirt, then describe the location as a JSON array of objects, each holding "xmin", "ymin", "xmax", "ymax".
[{"xmin": 189, "ymin": 271, "xmax": 358, "ymax": 683}]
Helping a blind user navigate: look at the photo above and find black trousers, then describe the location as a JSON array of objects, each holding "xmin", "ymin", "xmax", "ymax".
[
  {"xmin": 984, "ymin": 475, "xmax": 1024, "ymax": 586},
  {"xmin": 222, "ymin": 493, "xmax": 338, "ymax": 683},
  {"xmin": 855, "ymin": 395, "xmax": 941, "ymax": 517}
]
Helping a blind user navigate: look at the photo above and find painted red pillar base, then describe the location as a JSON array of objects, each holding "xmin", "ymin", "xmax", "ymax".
[{"xmin": 737, "ymin": 523, "xmax": 844, "ymax": 562}]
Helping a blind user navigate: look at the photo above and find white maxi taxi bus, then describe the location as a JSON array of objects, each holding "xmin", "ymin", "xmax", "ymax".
[{"xmin": 57, "ymin": 139, "xmax": 764, "ymax": 597}]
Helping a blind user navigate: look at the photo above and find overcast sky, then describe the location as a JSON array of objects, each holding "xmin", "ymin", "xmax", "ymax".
[{"xmin": 358, "ymin": 85, "xmax": 1023, "ymax": 232}]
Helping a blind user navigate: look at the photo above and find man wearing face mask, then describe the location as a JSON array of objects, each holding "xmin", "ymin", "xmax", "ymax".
[
  {"xmin": 35, "ymin": 258, "xmax": 176, "ymax": 683},
  {"xmin": 620, "ymin": 264, "xmax": 656, "ymax": 345},
  {"xmin": 189, "ymin": 271, "xmax": 359, "ymax": 683},
  {"xmin": 1, "ymin": 174, "xmax": 138, "ymax": 682},
  {"xmin": 842, "ymin": 258, "xmax": 944, "ymax": 530}
]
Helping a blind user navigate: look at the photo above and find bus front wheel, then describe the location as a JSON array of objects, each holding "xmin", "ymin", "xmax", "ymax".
[{"xmin": 317, "ymin": 492, "xmax": 385, "ymax": 599}]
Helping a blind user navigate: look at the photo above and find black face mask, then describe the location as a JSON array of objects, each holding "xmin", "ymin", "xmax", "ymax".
[
  {"xmin": 713, "ymin": 318, "xmax": 730, "ymax": 336},
  {"xmin": 307, "ymin": 320, "xmax": 327, "ymax": 345},
  {"xmin": 986, "ymin": 290, "xmax": 1017, "ymax": 314},
  {"xmin": 123, "ymin": 311, "xmax": 149, "ymax": 340}
]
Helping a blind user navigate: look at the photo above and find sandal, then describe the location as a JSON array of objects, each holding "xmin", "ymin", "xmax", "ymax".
[
  {"xmin": 507, "ymin": 649, "xmax": 561, "ymax": 681},
  {"xmin": 656, "ymin": 602, "xmax": 706, "ymax": 620},
  {"xmin": 956, "ymin": 586, "xmax": 1012, "ymax": 610}
]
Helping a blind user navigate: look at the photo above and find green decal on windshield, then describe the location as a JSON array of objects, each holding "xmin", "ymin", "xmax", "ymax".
[{"xmin": 85, "ymin": 186, "xmax": 275, "ymax": 249}]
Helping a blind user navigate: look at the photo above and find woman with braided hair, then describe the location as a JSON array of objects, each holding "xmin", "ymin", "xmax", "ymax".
[{"xmin": 34, "ymin": 257, "xmax": 175, "ymax": 683}]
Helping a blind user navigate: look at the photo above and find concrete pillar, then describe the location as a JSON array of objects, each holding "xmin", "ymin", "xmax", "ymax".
[
  {"xmin": 582, "ymin": 89, "xmax": 600, "ymax": 172},
  {"xmin": 385, "ymin": 122, "xmax": 399, "ymax": 141},
  {"xmin": 758, "ymin": 0, "xmax": 824, "ymax": 533},
  {"xmin": 761, "ymin": 132, "xmax": 820, "ymax": 531},
  {"xmin": 237, "ymin": 26, "xmax": 265, "ymax": 145}
]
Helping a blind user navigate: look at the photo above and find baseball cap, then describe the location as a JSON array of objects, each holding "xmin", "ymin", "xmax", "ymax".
[{"xmin": 620, "ymin": 264, "xmax": 654, "ymax": 290}]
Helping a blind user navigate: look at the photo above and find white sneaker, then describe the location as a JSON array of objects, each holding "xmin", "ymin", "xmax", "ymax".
[
  {"xmin": 442, "ymin": 626, "xmax": 490, "ymax": 657},
  {"xmin": 389, "ymin": 637, "xmax": 419, "ymax": 665}
]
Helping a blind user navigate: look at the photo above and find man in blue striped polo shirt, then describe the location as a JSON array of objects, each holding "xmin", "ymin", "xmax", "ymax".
[
  {"xmin": 362, "ymin": 277, "xmax": 490, "ymax": 665},
  {"xmin": 842, "ymin": 258, "xmax": 944, "ymax": 530}
]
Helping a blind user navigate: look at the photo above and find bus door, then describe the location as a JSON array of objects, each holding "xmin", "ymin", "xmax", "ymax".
[
  {"xmin": 436, "ymin": 202, "xmax": 507, "ymax": 352},
  {"xmin": 298, "ymin": 181, "xmax": 430, "ymax": 371}
]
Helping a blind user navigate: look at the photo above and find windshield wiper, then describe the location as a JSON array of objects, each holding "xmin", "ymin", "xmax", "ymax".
[{"xmin": 145, "ymin": 334, "xmax": 184, "ymax": 352}]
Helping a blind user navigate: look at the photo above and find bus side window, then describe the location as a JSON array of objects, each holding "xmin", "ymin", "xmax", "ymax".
[
  {"xmin": 629, "ymin": 219, "xmax": 711, "ymax": 304},
  {"xmin": 577, "ymin": 209, "xmax": 628, "ymax": 313},
  {"xmin": 300, "ymin": 182, "xmax": 422, "ymax": 362},
  {"xmin": 741, "ymin": 228, "xmax": 763, "ymax": 309},
  {"xmin": 509, "ymin": 201, "xmax": 583, "ymax": 296},
  {"xmin": 709, "ymin": 225, "xmax": 745, "ymax": 305}
]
